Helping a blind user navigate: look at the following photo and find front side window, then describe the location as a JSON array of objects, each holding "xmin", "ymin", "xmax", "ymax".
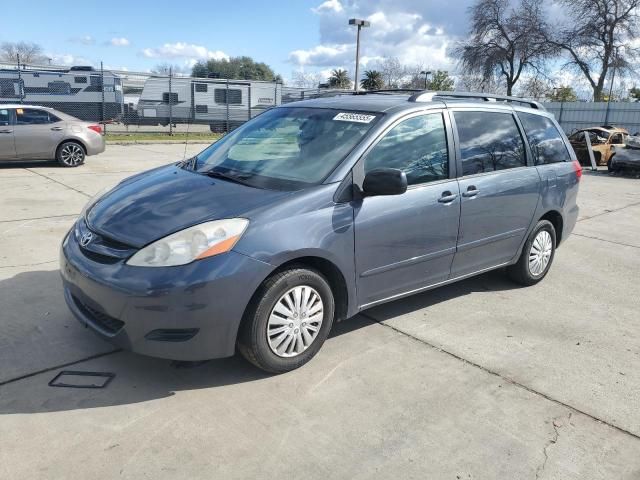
[
  {"xmin": 364, "ymin": 113, "xmax": 449, "ymax": 185},
  {"xmin": 15, "ymin": 108, "xmax": 54, "ymax": 125},
  {"xmin": 455, "ymin": 111, "xmax": 526, "ymax": 176},
  {"xmin": 194, "ymin": 107, "xmax": 380, "ymax": 189},
  {"xmin": 519, "ymin": 112, "xmax": 571, "ymax": 165}
]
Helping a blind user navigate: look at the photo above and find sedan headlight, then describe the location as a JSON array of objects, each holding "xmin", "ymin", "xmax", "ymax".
[{"xmin": 127, "ymin": 219, "xmax": 249, "ymax": 267}]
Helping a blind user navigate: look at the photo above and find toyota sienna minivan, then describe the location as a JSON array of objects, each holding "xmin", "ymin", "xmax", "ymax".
[{"xmin": 60, "ymin": 91, "xmax": 581, "ymax": 373}]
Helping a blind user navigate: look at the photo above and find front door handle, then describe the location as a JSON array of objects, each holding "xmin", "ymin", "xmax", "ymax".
[
  {"xmin": 0, "ymin": 129, "xmax": 12, "ymax": 133},
  {"xmin": 462, "ymin": 186, "xmax": 479, "ymax": 198},
  {"xmin": 438, "ymin": 191, "xmax": 458, "ymax": 203},
  {"xmin": 51, "ymin": 126, "xmax": 64, "ymax": 131}
]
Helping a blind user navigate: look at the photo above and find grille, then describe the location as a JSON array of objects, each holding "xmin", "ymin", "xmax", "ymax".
[{"xmin": 72, "ymin": 295, "xmax": 125, "ymax": 335}]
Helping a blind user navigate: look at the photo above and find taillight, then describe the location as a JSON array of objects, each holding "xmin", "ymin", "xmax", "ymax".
[
  {"xmin": 87, "ymin": 124, "xmax": 103, "ymax": 135},
  {"xmin": 572, "ymin": 160, "xmax": 582, "ymax": 181}
]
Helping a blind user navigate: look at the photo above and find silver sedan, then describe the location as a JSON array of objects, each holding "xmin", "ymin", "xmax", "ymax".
[{"xmin": 0, "ymin": 104, "xmax": 105, "ymax": 167}]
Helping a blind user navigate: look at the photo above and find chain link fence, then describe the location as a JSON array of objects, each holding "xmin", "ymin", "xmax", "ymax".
[
  {"xmin": 2, "ymin": 61, "xmax": 640, "ymax": 137},
  {"xmin": 0, "ymin": 60, "xmax": 340, "ymax": 136}
]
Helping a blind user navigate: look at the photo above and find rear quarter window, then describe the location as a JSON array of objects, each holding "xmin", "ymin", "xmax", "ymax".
[{"xmin": 518, "ymin": 113, "xmax": 571, "ymax": 165}]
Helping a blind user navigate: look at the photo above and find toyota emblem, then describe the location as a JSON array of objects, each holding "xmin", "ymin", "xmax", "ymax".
[{"xmin": 80, "ymin": 232, "xmax": 93, "ymax": 247}]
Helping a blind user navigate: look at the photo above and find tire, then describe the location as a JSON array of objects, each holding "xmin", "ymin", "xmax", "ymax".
[
  {"xmin": 238, "ymin": 267, "xmax": 335, "ymax": 373},
  {"xmin": 507, "ymin": 220, "xmax": 556, "ymax": 286},
  {"xmin": 56, "ymin": 141, "xmax": 85, "ymax": 167}
]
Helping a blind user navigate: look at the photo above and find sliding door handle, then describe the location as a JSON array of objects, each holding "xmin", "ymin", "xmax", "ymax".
[
  {"xmin": 462, "ymin": 186, "xmax": 479, "ymax": 198},
  {"xmin": 438, "ymin": 191, "xmax": 458, "ymax": 203}
]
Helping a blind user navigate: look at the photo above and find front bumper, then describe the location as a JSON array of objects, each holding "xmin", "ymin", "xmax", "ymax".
[{"xmin": 60, "ymin": 227, "xmax": 273, "ymax": 361}]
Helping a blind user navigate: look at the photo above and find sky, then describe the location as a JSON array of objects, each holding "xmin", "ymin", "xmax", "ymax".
[{"xmin": 0, "ymin": 0, "xmax": 474, "ymax": 81}]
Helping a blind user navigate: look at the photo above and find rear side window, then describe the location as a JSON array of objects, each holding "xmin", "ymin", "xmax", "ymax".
[
  {"xmin": 519, "ymin": 112, "xmax": 570, "ymax": 165},
  {"xmin": 15, "ymin": 108, "xmax": 55, "ymax": 125},
  {"xmin": 0, "ymin": 108, "xmax": 10, "ymax": 126},
  {"xmin": 454, "ymin": 111, "xmax": 526, "ymax": 176},
  {"xmin": 364, "ymin": 113, "xmax": 449, "ymax": 186}
]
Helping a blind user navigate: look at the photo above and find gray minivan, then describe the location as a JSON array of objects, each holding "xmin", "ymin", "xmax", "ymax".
[{"xmin": 60, "ymin": 91, "xmax": 581, "ymax": 373}]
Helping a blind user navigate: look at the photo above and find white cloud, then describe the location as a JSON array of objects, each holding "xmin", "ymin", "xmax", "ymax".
[
  {"xmin": 312, "ymin": 0, "xmax": 343, "ymax": 13},
  {"xmin": 46, "ymin": 53, "xmax": 94, "ymax": 67},
  {"xmin": 141, "ymin": 42, "xmax": 228, "ymax": 61},
  {"xmin": 109, "ymin": 37, "xmax": 130, "ymax": 47},
  {"xmin": 289, "ymin": 0, "xmax": 466, "ymax": 75}
]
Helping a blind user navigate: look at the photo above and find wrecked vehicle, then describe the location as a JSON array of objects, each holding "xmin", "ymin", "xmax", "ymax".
[
  {"xmin": 609, "ymin": 136, "xmax": 640, "ymax": 173},
  {"xmin": 569, "ymin": 126, "xmax": 628, "ymax": 167}
]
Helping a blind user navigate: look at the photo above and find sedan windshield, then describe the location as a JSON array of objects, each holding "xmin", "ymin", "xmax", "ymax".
[{"xmin": 193, "ymin": 107, "xmax": 380, "ymax": 190}]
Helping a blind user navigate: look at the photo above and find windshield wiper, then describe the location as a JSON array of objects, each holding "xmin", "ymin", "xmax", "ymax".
[{"xmin": 200, "ymin": 169, "xmax": 254, "ymax": 187}]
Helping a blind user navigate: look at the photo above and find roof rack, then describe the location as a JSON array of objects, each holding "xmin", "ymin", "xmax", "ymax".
[
  {"xmin": 354, "ymin": 88, "xmax": 422, "ymax": 95},
  {"xmin": 408, "ymin": 91, "xmax": 546, "ymax": 110}
]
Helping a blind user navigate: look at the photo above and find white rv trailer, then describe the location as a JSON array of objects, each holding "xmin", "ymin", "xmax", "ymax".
[
  {"xmin": 136, "ymin": 77, "xmax": 282, "ymax": 131},
  {"xmin": 0, "ymin": 67, "xmax": 123, "ymax": 121}
]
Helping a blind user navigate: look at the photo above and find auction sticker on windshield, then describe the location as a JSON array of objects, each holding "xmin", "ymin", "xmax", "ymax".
[{"xmin": 333, "ymin": 112, "xmax": 377, "ymax": 123}]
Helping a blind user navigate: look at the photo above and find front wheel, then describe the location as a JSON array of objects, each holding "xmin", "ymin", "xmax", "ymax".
[
  {"xmin": 238, "ymin": 268, "xmax": 335, "ymax": 373},
  {"xmin": 507, "ymin": 220, "xmax": 556, "ymax": 286},
  {"xmin": 56, "ymin": 141, "xmax": 85, "ymax": 167}
]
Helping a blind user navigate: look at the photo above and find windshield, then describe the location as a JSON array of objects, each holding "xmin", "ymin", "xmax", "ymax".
[{"xmin": 193, "ymin": 107, "xmax": 380, "ymax": 190}]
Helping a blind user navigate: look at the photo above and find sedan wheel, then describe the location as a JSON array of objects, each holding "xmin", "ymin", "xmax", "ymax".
[{"xmin": 57, "ymin": 142, "xmax": 85, "ymax": 167}]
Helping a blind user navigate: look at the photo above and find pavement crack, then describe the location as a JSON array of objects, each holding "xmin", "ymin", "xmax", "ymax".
[
  {"xmin": 0, "ymin": 349, "xmax": 121, "ymax": 387},
  {"xmin": 577, "ymin": 199, "xmax": 640, "ymax": 223},
  {"xmin": 360, "ymin": 312, "xmax": 640, "ymax": 442},
  {"xmin": 24, "ymin": 168, "xmax": 91, "ymax": 198},
  {"xmin": 571, "ymin": 233, "xmax": 640, "ymax": 250},
  {"xmin": 536, "ymin": 412, "xmax": 570, "ymax": 479},
  {"xmin": 0, "ymin": 260, "xmax": 56, "ymax": 269}
]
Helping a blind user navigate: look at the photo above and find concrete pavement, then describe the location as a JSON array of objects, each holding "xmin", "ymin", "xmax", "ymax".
[{"xmin": 1, "ymin": 146, "xmax": 639, "ymax": 479}]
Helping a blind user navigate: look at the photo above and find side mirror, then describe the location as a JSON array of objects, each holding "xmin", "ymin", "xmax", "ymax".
[{"xmin": 362, "ymin": 168, "xmax": 408, "ymax": 196}]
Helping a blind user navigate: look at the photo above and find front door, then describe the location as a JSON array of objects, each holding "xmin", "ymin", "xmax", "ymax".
[
  {"xmin": 13, "ymin": 108, "xmax": 65, "ymax": 159},
  {"xmin": 0, "ymin": 107, "xmax": 15, "ymax": 159},
  {"xmin": 450, "ymin": 109, "xmax": 540, "ymax": 277},
  {"xmin": 354, "ymin": 111, "xmax": 460, "ymax": 307}
]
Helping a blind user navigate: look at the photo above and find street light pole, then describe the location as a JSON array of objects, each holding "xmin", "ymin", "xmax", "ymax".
[
  {"xmin": 349, "ymin": 18, "xmax": 370, "ymax": 92},
  {"xmin": 420, "ymin": 70, "xmax": 431, "ymax": 90}
]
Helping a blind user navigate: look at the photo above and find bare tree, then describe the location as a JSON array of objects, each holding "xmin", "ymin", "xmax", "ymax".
[
  {"xmin": 151, "ymin": 63, "xmax": 183, "ymax": 75},
  {"xmin": 517, "ymin": 76, "xmax": 551, "ymax": 100},
  {"xmin": 456, "ymin": 72, "xmax": 505, "ymax": 93},
  {"xmin": 548, "ymin": 0, "xmax": 639, "ymax": 101},
  {"xmin": 377, "ymin": 56, "xmax": 407, "ymax": 88},
  {"xmin": 291, "ymin": 71, "xmax": 323, "ymax": 89},
  {"xmin": 0, "ymin": 41, "xmax": 45, "ymax": 64},
  {"xmin": 455, "ymin": 0, "xmax": 554, "ymax": 95}
]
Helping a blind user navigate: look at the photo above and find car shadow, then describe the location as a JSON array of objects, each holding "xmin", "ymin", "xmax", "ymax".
[
  {"xmin": 0, "ymin": 267, "xmax": 517, "ymax": 415},
  {"xmin": 0, "ymin": 159, "xmax": 59, "ymax": 169}
]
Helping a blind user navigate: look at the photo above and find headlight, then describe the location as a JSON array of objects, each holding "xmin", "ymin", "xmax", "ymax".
[
  {"xmin": 126, "ymin": 218, "xmax": 249, "ymax": 267},
  {"xmin": 80, "ymin": 186, "xmax": 111, "ymax": 218}
]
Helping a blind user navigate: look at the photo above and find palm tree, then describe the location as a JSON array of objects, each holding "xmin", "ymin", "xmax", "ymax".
[
  {"xmin": 360, "ymin": 70, "xmax": 384, "ymax": 91},
  {"xmin": 328, "ymin": 69, "xmax": 351, "ymax": 89}
]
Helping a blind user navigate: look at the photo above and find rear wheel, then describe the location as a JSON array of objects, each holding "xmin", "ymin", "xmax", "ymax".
[
  {"xmin": 238, "ymin": 267, "xmax": 335, "ymax": 373},
  {"xmin": 507, "ymin": 220, "xmax": 556, "ymax": 286},
  {"xmin": 56, "ymin": 141, "xmax": 85, "ymax": 167}
]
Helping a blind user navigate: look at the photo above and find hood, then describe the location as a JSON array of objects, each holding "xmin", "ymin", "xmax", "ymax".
[{"xmin": 87, "ymin": 165, "xmax": 291, "ymax": 248}]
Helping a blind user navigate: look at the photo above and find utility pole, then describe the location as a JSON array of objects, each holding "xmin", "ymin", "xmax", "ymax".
[
  {"xmin": 604, "ymin": 46, "xmax": 620, "ymax": 125},
  {"xmin": 349, "ymin": 18, "xmax": 370, "ymax": 93}
]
